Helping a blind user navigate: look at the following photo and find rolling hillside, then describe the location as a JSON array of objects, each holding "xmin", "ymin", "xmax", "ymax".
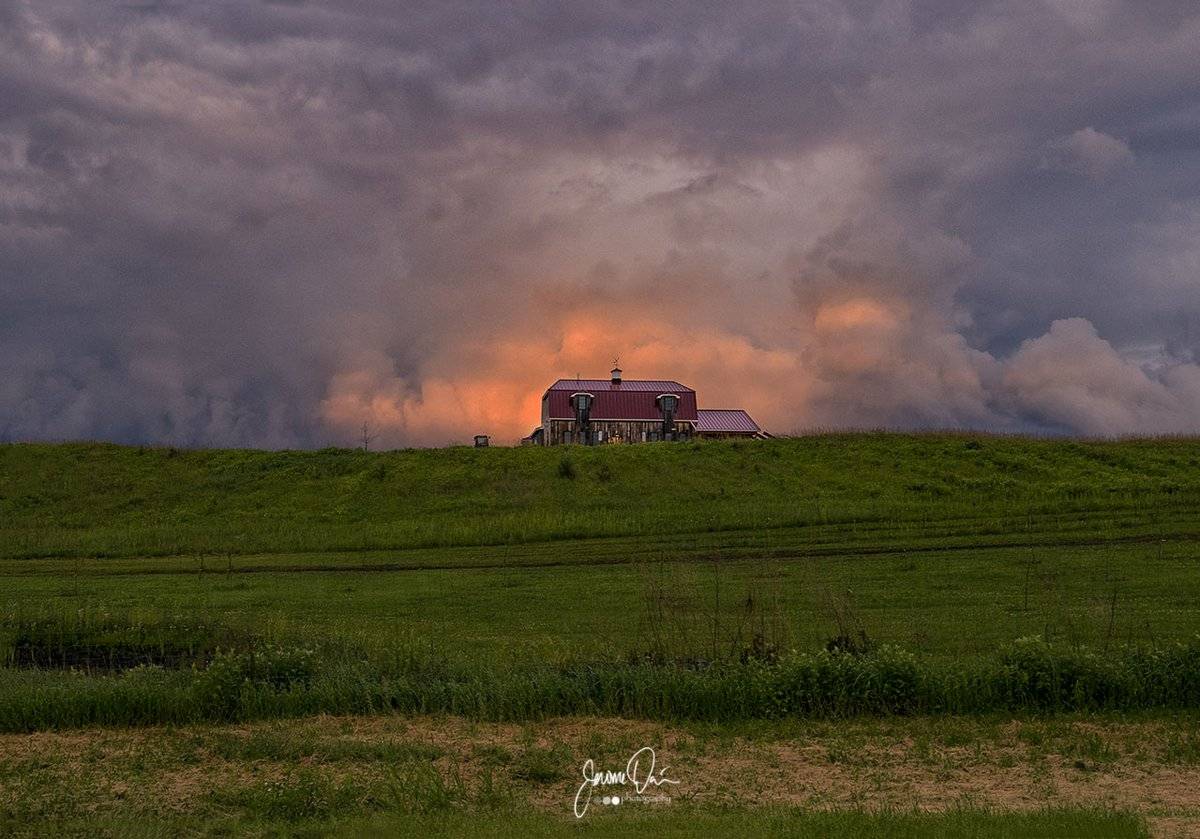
[{"xmin": 2, "ymin": 434, "xmax": 1198, "ymax": 563}]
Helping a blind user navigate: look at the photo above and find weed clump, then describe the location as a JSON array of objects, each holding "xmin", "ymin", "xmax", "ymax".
[
  {"xmin": 513, "ymin": 745, "xmax": 570, "ymax": 783},
  {"xmin": 557, "ymin": 457, "xmax": 576, "ymax": 480},
  {"xmin": 825, "ymin": 631, "xmax": 876, "ymax": 656},
  {"xmin": 213, "ymin": 770, "xmax": 355, "ymax": 822}
]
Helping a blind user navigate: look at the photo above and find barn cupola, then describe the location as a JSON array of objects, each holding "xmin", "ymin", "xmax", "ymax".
[{"xmin": 610, "ymin": 366, "xmax": 622, "ymax": 385}]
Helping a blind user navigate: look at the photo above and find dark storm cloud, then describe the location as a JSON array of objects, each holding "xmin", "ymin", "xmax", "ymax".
[{"xmin": 1, "ymin": 0, "xmax": 1199, "ymax": 446}]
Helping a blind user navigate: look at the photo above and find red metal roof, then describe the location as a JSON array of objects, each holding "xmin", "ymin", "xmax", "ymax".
[
  {"xmin": 544, "ymin": 379, "xmax": 698, "ymax": 421},
  {"xmin": 546, "ymin": 379, "xmax": 693, "ymax": 393},
  {"xmin": 696, "ymin": 408, "xmax": 761, "ymax": 434}
]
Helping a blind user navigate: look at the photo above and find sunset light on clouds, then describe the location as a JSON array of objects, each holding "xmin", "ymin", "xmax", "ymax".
[{"xmin": 2, "ymin": 2, "xmax": 1200, "ymax": 447}]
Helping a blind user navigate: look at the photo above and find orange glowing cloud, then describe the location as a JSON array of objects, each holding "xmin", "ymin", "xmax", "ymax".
[
  {"xmin": 319, "ymin": 306, "xmax": 813, "ymax": 446},
  {"xmin": 812, "ymin": 298, "xmax": 903, "ymax": 332}
]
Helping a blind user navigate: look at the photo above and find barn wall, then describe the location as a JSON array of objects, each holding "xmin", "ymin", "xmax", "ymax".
[{"xmin": 543, "ymin": 419, "xmax": 695, "ymax": 445}]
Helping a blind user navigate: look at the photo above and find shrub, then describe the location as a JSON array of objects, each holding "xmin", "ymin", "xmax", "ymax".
[{"xmin": 191, "ymin": 646, "xmax": 316, "ymax": 719}]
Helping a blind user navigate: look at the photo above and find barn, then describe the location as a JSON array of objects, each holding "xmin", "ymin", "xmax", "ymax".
[{"xmin": 525, "ymin": 367, "xmax": 764, "ymax": 445}]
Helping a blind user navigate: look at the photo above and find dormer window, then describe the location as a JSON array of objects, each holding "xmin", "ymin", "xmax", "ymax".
[{"xmin": 571, "ymin": 392, "xmax": 594, "ymax": 423}]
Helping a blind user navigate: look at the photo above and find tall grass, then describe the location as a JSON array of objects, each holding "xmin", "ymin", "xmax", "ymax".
[
  {"xmin": 0, "ymin": 609, "xmax": 253, "ymax": 671},
  {"xmin": 5, "ymin": 616, "xmax": 1200, "ymax": 732}
]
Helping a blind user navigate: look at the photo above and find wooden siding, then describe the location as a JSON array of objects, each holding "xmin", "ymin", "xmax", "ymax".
[{"xmin": 542, "ymin": 419, "xmax": 695, "ymax": 445}]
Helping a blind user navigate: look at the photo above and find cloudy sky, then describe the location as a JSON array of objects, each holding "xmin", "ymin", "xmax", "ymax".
[{"xmin": 2, "ymin": 1, "xmax": 1199, "ymax": 447}]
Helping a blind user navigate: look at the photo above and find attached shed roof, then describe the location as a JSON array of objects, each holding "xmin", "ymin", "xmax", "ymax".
[
  {"xmin": 543, "ymin": 378, "xmax": 698, "ymax": 421},
  {"xmin": 696, "ymin": 408, "xmax": 761, "ymax": 434}
]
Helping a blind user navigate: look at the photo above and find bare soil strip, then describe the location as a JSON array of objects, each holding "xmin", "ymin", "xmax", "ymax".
[{"xmin": 3, "ymin": 714, "xmax": 1200, "ymax": 834}]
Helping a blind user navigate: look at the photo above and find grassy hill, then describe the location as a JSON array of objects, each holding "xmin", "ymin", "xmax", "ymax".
[
  {"xmin": 5, "ymin": 431, "xmax": 1200, "ymax": 839},
  {"xmin": 1, "ymin": 432, "xmax": 1198, "ymax": 664},
  {"xmin": 3, "ymin": 434, "xmax": 1199, "ymax": 562}
]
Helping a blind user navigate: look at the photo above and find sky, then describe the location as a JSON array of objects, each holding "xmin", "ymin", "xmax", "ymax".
[{"xmin": 2, "ymin": 0, "xmax": 1199, "ymax": 447}]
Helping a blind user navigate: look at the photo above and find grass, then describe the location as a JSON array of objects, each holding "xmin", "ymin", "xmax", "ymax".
[
  {"xmin": 0, "ymin": 712, "xmax": 1170, "ymax": 837},
  {"xmin": 2, "ymin": 434, "xmax": 1199, "ymax": 832},
  {"xmin": 4, "ymin": 807, "xmax": 1147, "ymax": 838},
  {"xmin": 1, "ymin": 436, "xmax": 1197, "ymax": 661},
  {"xmin": 0, "ymin": 434, "xmax": 1199, "ymax": 729},
  {"xmin": 328, "ymin": 809, "xmax": 1148, "ymax": 838},
  {"xmin": 6, "ymin": 610, "xmax": 1200, "ymax": 730},
  {"xmin": 3, "ymin": 539, "xmax": 1197, "ymax": 661},
  {"xmin": 2, "ymin": 434, "xmax": 1197, "ymax": 560}
]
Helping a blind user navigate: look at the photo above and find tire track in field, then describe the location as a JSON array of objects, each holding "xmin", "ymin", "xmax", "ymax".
[{"xmin": 2, "ymin": 526, "xmax": 1197, "ymax": 578}]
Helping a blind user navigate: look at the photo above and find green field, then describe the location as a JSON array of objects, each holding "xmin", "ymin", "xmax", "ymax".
[
  {"xmin": 4, "ymin": 434, "xmax": 1197, "ymax": 559},
  {"xmin": 3, "ymin": 434, "xmax": 1199, "ymax": 662},
  {"xmin": 3, "ymin": 434, "xmax": 1200, "ymax": 835}
]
